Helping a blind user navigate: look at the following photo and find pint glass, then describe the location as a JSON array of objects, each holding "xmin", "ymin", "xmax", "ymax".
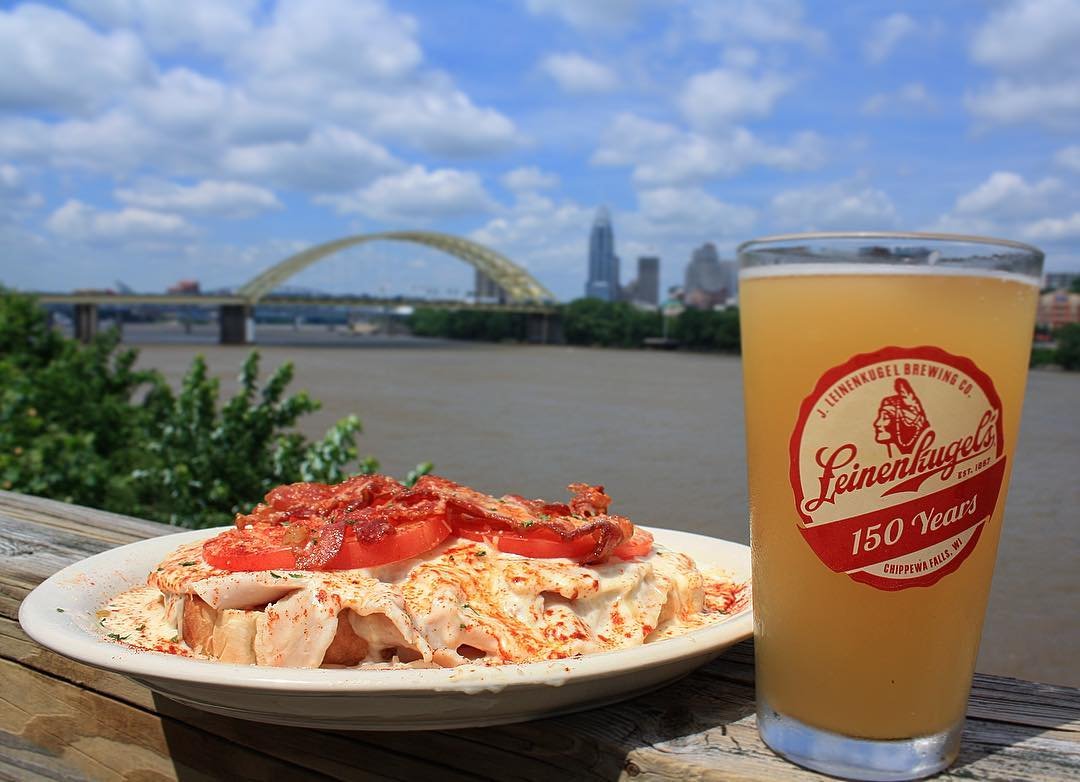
[{"xmin": 736, "ymin": 233, "xmax": 1043, "ymax": 780}]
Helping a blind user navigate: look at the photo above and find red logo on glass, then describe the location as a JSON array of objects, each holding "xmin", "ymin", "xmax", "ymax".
[{"xmin": 789, "ymin": 346, "xmax": 1006, "ymax": 591}]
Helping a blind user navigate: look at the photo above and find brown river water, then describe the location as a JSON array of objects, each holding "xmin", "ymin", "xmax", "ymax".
[{"xmin": 133, "ymin": 329, "xmax": 1079, "ymax": 686}]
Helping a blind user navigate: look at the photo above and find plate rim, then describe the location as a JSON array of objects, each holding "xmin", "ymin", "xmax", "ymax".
[{"xmin": 19, "ymin": 524, "xmax": 752, "ymax": 694}]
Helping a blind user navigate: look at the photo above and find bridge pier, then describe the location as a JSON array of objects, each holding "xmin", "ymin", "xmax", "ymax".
[
  {"xmin": 74, "ymin": 303, "xmax": 98, "ymax": 343},
  {"xmin": 220, "ymin": 304, "xmax": 254, "ymax": 344},
  {"xmin": 525, "ymin": 313, "xmax": 563, "ymax": 344}
]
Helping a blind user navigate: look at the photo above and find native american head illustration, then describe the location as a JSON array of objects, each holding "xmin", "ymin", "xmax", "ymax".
[{"xmin": 873, "ymin": 378, "xmax": 930, "ymax": 456}]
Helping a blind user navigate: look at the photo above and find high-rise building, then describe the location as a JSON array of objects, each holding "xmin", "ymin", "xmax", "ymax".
[
  {"xmin": 684, "ymin": 242, "xmax": 736, "ymax": 308},
  {"xmin": 631, "ymin": 255, "xmax": 660, "ymax": 306},
  {"xmin": 585, "ymin": 206, "xmax": 620, "ymax": 301}
]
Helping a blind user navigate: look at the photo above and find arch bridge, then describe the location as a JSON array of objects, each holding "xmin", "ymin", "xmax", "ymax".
[
  {"xmin": 238, "ymin": 231, "xmax": 554, "ymax": 304},
  {"xmin": 42, "ymin": 232, "xmax": 561, "ymax": 344}
]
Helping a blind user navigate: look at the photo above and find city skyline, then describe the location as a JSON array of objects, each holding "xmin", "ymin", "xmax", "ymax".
[{"xmin": 1, "ymin": 1, "xmax": 1079, "ymax": 302}]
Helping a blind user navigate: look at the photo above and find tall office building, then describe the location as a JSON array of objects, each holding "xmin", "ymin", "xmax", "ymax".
[
  {"xmin": 633, "ymin": 256, "xmax": 660, "ymax": 306},
  {"xmin": 684, "ymin": 242, "xmax": 736, "ymax": 308},
  {"xmin": 585, "ymin": 206, "xmax": 620, "ymax": 301}
]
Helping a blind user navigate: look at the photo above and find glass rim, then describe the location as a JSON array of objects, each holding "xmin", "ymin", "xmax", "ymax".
[{"xmin": 737, "ymin": 230, "xmax": 1044, "ymax": 261}]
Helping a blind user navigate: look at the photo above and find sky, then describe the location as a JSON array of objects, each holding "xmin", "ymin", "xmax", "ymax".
[{"xmin": 1, "ymin": 0, "xmax": 1078, "ymax": 301}]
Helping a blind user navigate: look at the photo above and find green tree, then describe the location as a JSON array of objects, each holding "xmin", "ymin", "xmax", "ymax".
[
  {"xmin": 128, "ymin": 352, "xmax": 371, "ymax": 527},
  {"xmin": 562, "ymin": 299, "xmax": 661, "ymax": 347},
  {"xmin": 670, "ymin": 307, "xmax": 740, "ymax": 352},
  {"xmin": 1055, "ymin": 323, "xmax": 1080, "ymax": 371},
  {"xmin": 0, "ymin": 289, "xmax": 410, "ymax": 528}
]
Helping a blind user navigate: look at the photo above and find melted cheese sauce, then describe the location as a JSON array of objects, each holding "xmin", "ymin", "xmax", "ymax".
[{"xmin": 101, "ymin": 539, "xmax": 747, "ymax": 668}]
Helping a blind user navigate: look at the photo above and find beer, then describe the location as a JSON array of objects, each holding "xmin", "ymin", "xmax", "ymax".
[{"xmin": 737, "ymin": 243, "xmax": 1042, "ymax": 778}]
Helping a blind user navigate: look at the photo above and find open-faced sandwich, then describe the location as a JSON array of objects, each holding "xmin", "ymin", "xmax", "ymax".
[{"xmin": 101, "ymin": 474, "xmax": 747, "ymax": 668}]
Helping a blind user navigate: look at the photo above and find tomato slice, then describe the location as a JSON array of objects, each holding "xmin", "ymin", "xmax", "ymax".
[
  {"xmin": 612, "ymin": 527, "xmax": 654, "ymax": 560},
  {"xmin": 455, "ymin": 522, "xmax": 599, "ymax": 560},
  {"xmin": 203, "ymin": 526, "xmax": 300, "ymax": 571},
  {"xmin": 204, "ymin": 514, "xmax": 451, "ymax": 572},
  {"xmin": 323, "ymin": 517, "xmax": 451, "ymax": 569}
]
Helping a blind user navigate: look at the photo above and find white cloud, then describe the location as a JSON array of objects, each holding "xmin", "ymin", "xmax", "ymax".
[
  {"xmin": 0, "ymin": 4, "xmax": 153, "ymax": 115},
  {"xmin": 540, "ymin": 53, "xmax": 619, "ymax": 94},
  {"xmin": 593, "ymin": 113, "xmax": 824, "ymax": 186},
  {"xmin": 862, "ymin": 83, "xmax": 935, "ymax": 115},
  {"xmin": 0, "ymin": 164, "xmax": 44, "ymax": 213},
  {"xmin": 771, "ymin": 181, "xmax": 899, "ymax": 231},
  {"xmin": 67, "ymin": 0, "xmax": 258, "ymax": 56},
  {"xmin": 967, "ymin": 0, "xmax": 1080, "ymax": 129},
  {"xmin": 864, "ymin": 13, "xmax": 917, "ymax": 64},
  {"xmin": 686, "ymin": 0, "xmax": 827, "ymax": 50},
  {"xmin": 502, "ymin": 167, "xmax": 560, "ymax": 192},
  {"xmin": 222, "ymin": 127, "xmax": 400, "ymax": 192},
  {"xmin": 954, "ymin": 172, "xmax": 1063, "ymax": 218},
  {"xmin": 1056, "ymin": 145, "xmax": 1080, "ymax": 173},
  {"xmin": 635, "ymin": 187, "xmax": 756, "ymax": 237},
  {"xmin": 360, "ymin": 81, "xmax": 521, "ymax": 157},
  {"xmin": 525, "ymin": 0, "xmax": 653, "ymax": 31},
  {"xmin": 321, "ymin": 166, "xmax": 496, "ymax": 222},
  {"xmin": 966, "ymin": 80, "xmax": 1080, "ymax": 130},
  {"xmin": 1021, "ymin": 211, "xmax": 1080, "ymax": 240},
  {"xmin": 0, "ymin": 112, "xmax": 163, "ymax": 174},
  {"xmin": 971, "ymin": 0, "xmax": 1080, "ymax": 73},
  {"xmin": 45, "ymin": 200, "xmax": 195, "ymax": 243},
  {"xmin": 115, "ymin": 180, "xmax": 282, "ymax": 218},
  {"xmin": 235, "ymin": 0, "xmax": 422, "ymax": 87},
  {"xmin": 679, "ymin": 68, "xmax": 792, "ymax": 129}
]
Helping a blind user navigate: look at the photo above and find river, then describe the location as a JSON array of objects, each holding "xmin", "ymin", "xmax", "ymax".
[{"xmin": 131, "ymin": 327, "xmax": 1079, "ymax": 687}]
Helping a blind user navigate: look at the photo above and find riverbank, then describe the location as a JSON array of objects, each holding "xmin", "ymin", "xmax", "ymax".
[{"xmin": 131, "ymin": 339, "xmax": 1079, "ymax": 687}]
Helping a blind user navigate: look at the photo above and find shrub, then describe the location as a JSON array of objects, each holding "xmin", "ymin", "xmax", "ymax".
[
  {"xmin": 0, "ymin": 289, "xmax": 412, "ymax": 528},
  {"xmin": 1055, "ymin": 323, "xmax": 1080, "ymax": 371}
]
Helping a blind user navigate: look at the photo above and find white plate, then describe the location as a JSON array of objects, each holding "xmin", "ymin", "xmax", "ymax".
[{"xmin": 19, "ymin": 526, "xmax": 751, "ymax": 730}]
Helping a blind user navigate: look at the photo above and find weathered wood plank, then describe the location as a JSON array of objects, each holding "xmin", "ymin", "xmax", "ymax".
[{"xmin": 3, "ymin": 491, "xmax": 1080, "ymax": 782}]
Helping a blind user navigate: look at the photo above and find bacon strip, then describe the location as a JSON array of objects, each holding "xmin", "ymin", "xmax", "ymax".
[
  {"xmin": 230, "ymin": 474, "xmax": 634, "ymax": 566},
  {"xmin": 415, "ymin": 475, "xmax": 632, "ymax": 563}
]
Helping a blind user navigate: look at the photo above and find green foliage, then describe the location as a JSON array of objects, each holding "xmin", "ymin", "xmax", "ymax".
[
  {"xmin": 0, "ymin": 289, "xmax": 414, "ymax": 528},
  {"xmin": 409, "ymin": 298, "xmax": 742, "ymax": 353},
  {"xmin": 1030, "ymin": 346, "xmax": 1057, "ymax": 368},
  {"xmin": 0, "ymin": 290, "xmax": 159, "ymax": 508},
  {"xmin": 668, "ymin": 307, "xmax": 741, "ymax": 352},
  {"xmin": 409, "ymin": 308, "xmax": 528, "ymax": 341},
  {"xmin": 562, "ymin": 299, "xmax": 662, "ymax": 348},
  {"xmin": 1070, "ymin": 278, "xmax": 1080, "ymax": 294},
  {"xmin": 128, "ymin": 352, "xmax": 370, "ymax": 527},
  {"xmin": 1055, "ymin": 323, "xmax": 1080, "ymax": 371},
  {"xmin": 404, "ymin": 461, "xmax": 434, "ymax": 487}
]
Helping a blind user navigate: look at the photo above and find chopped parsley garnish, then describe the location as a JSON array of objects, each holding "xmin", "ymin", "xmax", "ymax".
[
  {"xmin": 269, "ymin": 572, "xmax": 284, "ymax": 579},
  {"xmin": 179, "ymin": 561, "xmax": 197, "ymax": 567},
  {"xmin": 289, "ymin": 573, "xmax": 305, "ymax": 579},
  {"xmin": 459, "ymin": 623, "xmax": 467, "ymax": 630},
  {"xmin": 521, "ymin": 520, "xmax": 535, "ymax": 528},
  {"xmin": 476, "ymin": 550, "xmax": 487, "ymax": 557},
  {"xmin": 107, "ymin": 633, "xmax": 129, "ymax": 642},
  {"xmin": 55, "ymin": 608, "xmax": 64, "ymax": 613}
]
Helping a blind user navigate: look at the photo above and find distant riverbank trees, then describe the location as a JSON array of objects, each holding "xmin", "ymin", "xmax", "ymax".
[{"xmin": 408, "ymin": 299, "xmax": 743, "ymax": 352}]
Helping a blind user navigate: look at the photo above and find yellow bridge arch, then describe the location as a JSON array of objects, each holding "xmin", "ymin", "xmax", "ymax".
[{"xmin": 238, "ymin": 231, "xmax": 555, "ymax": 304}]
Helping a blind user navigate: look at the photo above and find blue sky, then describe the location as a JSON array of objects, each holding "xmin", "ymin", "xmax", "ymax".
[{"xmin": 1, "ymin": 0, "xmax": 1078, "ymax": 301}]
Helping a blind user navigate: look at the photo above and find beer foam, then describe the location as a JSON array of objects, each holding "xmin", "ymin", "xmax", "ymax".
[{"xmin": 739, "ymin": 262, "xmax": 1041, "ymax": 287}]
